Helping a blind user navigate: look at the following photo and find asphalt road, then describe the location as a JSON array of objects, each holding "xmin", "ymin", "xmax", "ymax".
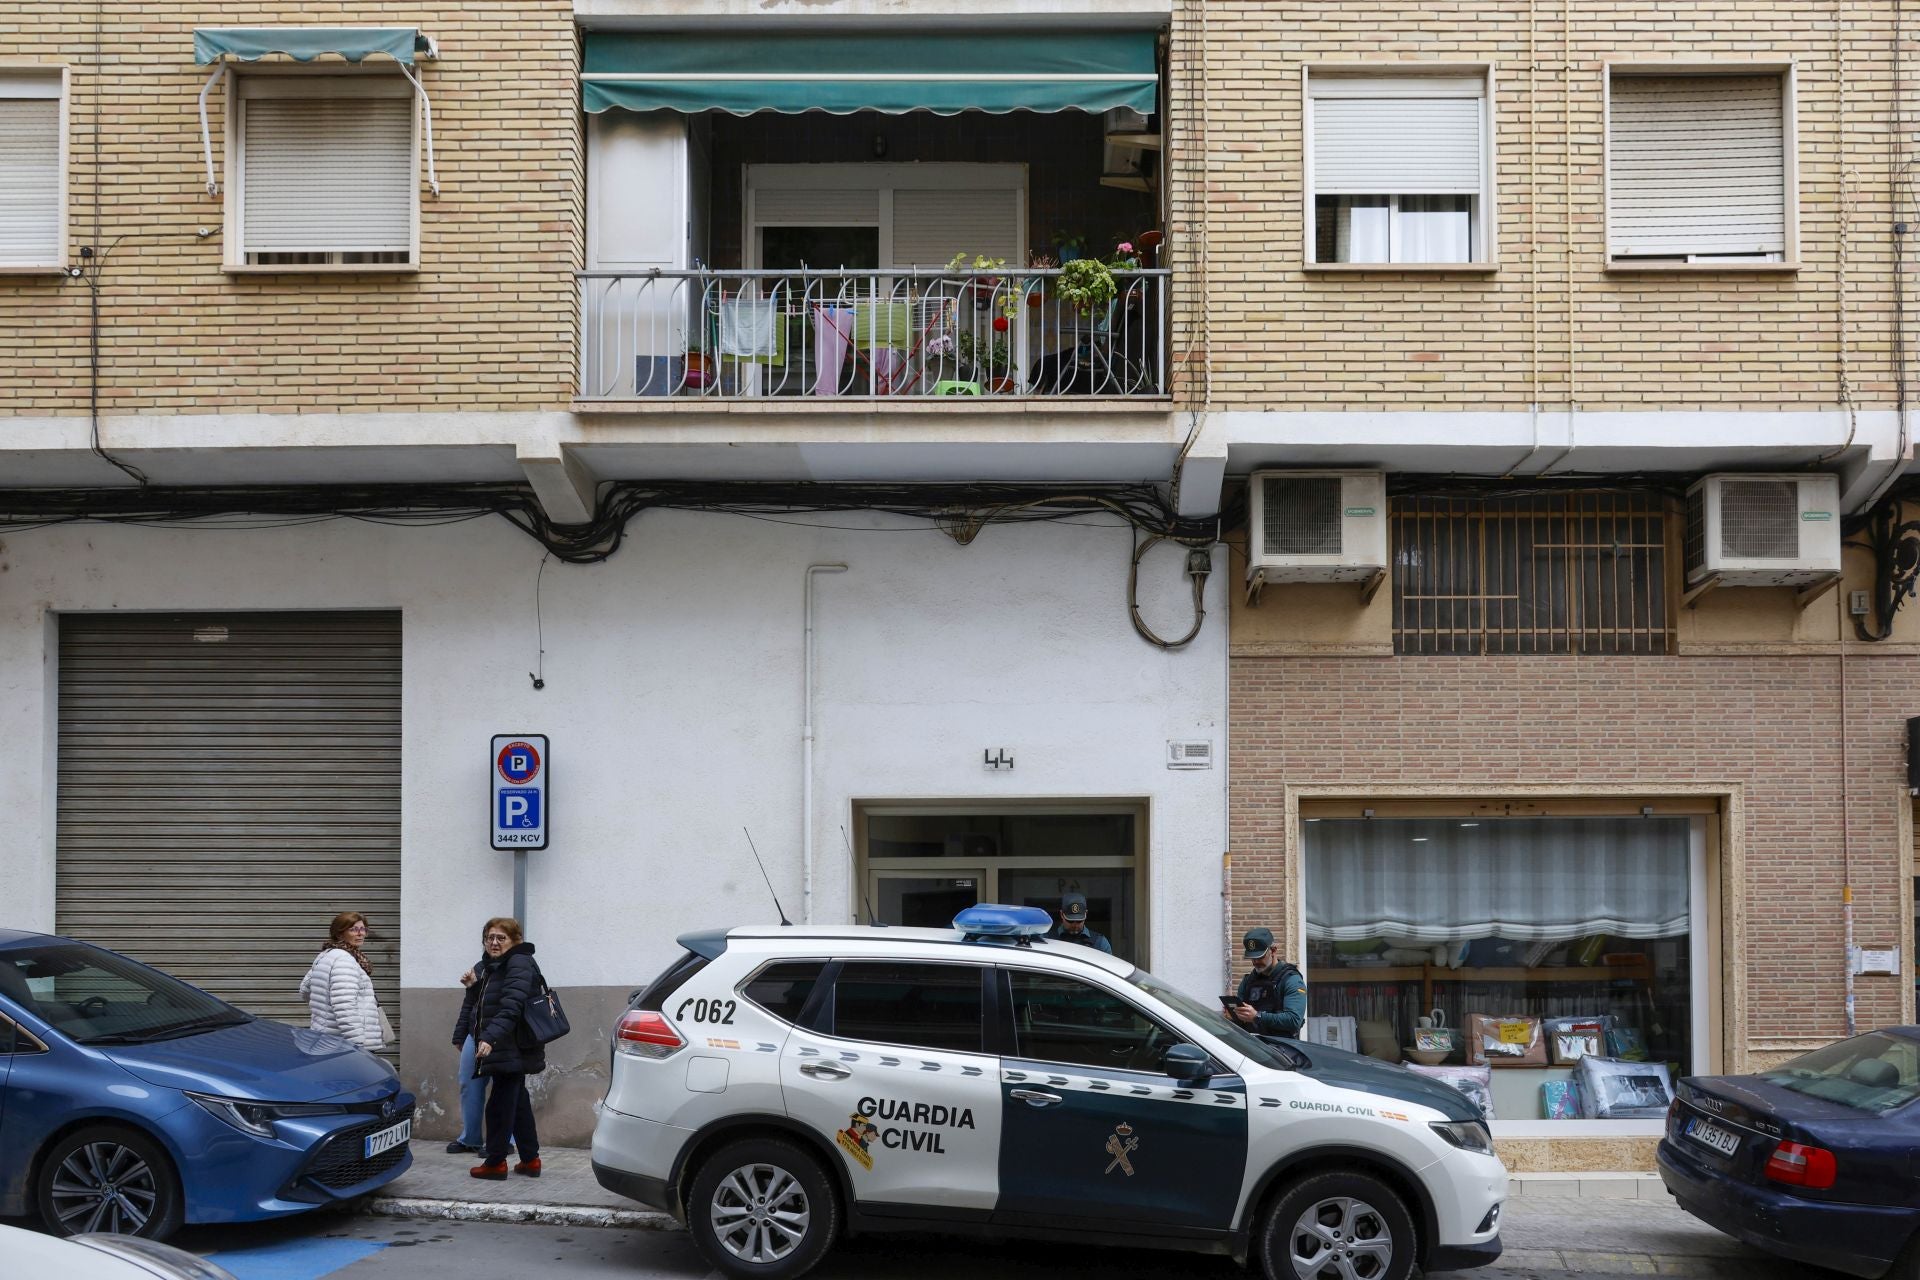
[{"xmin": 142, "ymin": 1209, "xmax": 1817, "ymax": 1280}]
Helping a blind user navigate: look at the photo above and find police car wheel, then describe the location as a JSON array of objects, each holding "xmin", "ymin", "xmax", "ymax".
[
  {"xmin": 1258, "ymin": 1170, "xmax": 1416, "ymax": 1280},
  {"xmin": 687, "ymin": 1138, "xmax": 839, "ymax": 1280}
]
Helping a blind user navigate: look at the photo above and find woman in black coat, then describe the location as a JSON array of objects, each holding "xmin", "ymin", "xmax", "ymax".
[{"xmin": 455, "ymin": 916, "xmax": 545, "ymax": 1178}]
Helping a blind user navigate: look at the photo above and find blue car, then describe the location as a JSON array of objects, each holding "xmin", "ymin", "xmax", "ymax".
[
  {"xmin": 1658, "ymin": 1028, "xmax": 1920, "ymax": 1279},
  {"xmin": 0, "ymin": 929, "xmax": 413, "ymax": 1241}
]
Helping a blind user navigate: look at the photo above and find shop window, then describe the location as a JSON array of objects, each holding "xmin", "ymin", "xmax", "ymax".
[
  {"xmin": 828, "ymin": 961, "xmax": 984, "ymax": 1054},
  {"xmin": 1392, "ymin": 492, "xmax": 1674, "ymax": 654},
  {"xmin": 1304, "ymin": 816, "xmax": 1702, "ymax": 1127}
]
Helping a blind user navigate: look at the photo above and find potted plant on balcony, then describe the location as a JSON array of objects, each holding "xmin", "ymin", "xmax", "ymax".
[
  {"xmin": 1056, "ymin": 241, "xmax": 1140, "ymax": 316},
  {"xmin": 954, "ymin": 330, "xmax": 1016, "ymax": 394}
]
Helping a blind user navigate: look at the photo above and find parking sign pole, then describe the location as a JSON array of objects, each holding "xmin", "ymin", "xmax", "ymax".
[{"xmin": 514, "ymin": 849, "xmax": 527, "ymax": 930}]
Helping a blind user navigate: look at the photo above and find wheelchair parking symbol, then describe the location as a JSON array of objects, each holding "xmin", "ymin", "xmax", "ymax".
[{"xmin": 498, "ymin": 788, "xmax": 541, "ymax": 830}]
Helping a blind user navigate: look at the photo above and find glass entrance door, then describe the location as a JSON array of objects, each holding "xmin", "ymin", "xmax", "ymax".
[
  {"xmin": 857, "ymin": 804, "xmax": 1146, "ymax": 962},
  {"xmin": 871, "ymin": 870, "xmax": 985, "ymax": 929}
]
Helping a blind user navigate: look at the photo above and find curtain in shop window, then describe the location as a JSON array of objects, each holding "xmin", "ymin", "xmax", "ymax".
[{"xmin": 1305, "ymin": 817, "xmax": 1691, "ymax": 942}]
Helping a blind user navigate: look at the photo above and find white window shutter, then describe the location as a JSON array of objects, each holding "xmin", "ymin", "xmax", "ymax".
[
  {"xmin": 1609, "ymin": 75, "xmax": 1786, "ymax": 257},
  {"xmin": 1313, "ymin": 97, "xmax": 1483, "ymax": 196},
  {"xmin": 751, "ymin": 188, "xmax": 879, "ymax": 225},
  {"xmin": 890, "ymin": 188, "xmax": 1020, "ymax": 266},
  {"xmin": 242, "ymin": 97, "xmax": 413, "ymax": 254},
  {"xmin": 0, "ymin": 98, "xmax": 61, "ymax": 266}
]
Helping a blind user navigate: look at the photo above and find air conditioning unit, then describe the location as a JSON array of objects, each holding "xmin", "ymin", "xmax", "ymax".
[
  {"xmin": 1246, "ymin": 470, "xmax": 1388, "ymax": 585},
  {"xmin": 1684, "ymin": 473, "xmax": 1841, "ymax": 587}
]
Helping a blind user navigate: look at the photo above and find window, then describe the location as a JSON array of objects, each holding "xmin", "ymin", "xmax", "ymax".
[
  {"xmin": 0, "ymin": 943, "xmax": 246, "ymax": 1045},
  {"xmin": 1607, "ymin": 69, "xmax": 1792, "ymax": 265},
  {"xmin": 829, "ymin": 961, "xmax": 984, "ymax": 1054},
  {"xmin": 741, "ymin": 960, "xmax": 827, "ymax": 1025},
  {"xmin": 1005, "ymin": 969, "xmax": 1178, "ymax": 1072},
  {"xmin": 0, "ymin": 69, "xmax": 66, "ymax": 271},
  {"xmin": 1758, "ymin": 1032, "xmax": 1920, "ymax": 1115},
  {"xmin": 1393, "ymin": 492, "xmax": 1674, "ymax": 655},
  {"xmin": 1307, "ymin": 72, "xmax": 1489, "ymax": 265},
  {"xmin": 231, "ymin": 75, "xmax": 417, "ymax": 268},
  {"xmin": 1303, "ymin": 814, "xmax": 1707, "ymax": 1126},
  {"xmin": 746, "ymin": 164, "xmax": 1024, "ymax": 270}
]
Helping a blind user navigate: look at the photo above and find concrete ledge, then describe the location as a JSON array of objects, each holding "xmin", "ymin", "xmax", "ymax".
[
  {"xmin": 1507, "ymin": 1171, "xmax": 1666, "ymax": 1199},
  {"xmin": 366, "ymin": 1194, "xmax": 676, "ymax": 1231}
]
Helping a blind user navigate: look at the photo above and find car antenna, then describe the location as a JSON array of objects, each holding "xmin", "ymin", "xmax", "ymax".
[
  {"xmin": 842, "ymin": 825, "xmax": 885, "ymax": 927},
  {"xmin": 742, "ymin": 827, "xmax": 792, "ymax": 926}
]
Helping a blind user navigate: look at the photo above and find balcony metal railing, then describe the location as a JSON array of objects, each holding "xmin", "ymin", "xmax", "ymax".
[{"xmin": 577, "ymin": 267, "xmax": 1169, "ymax": 402}]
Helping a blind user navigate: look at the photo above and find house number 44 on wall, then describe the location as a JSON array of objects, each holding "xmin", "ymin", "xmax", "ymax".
[{"xmin": 982, "ymin": 748, "xmax": 1015, "ymax": 771}]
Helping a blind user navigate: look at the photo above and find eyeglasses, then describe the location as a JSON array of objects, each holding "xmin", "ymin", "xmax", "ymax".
[{"xmin": 484, "ymin": 933, "xmax": 511, "ymax": 943}]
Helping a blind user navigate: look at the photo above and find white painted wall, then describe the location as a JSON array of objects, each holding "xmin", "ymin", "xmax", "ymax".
[{"xmin": 0, "ymin": 508, "xmax": 1229, "ymax": 996}]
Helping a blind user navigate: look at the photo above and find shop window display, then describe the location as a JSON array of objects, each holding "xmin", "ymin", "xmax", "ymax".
[{"xmin": 1304, "ymin": 816, "xmax": 1695, "ymax": 1123}]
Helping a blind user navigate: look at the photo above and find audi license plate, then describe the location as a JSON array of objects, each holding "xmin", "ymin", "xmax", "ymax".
[
  {"xmin": 1684, "ymin": 1116, "xmax": 1740, "ymax": 1157},
  {"xmin": 364, "ymin": 1119, "xmax": 411, "ymax": 1159}
]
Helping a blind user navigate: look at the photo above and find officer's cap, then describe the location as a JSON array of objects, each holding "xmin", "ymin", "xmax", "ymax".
[
  {"xmin": 1242, "ymin": 926, "xmax": 1275, "ymax": 958},
  {"xmin": 1060, "ymin": 893, "xmax": 1089, "ymax": 922}
]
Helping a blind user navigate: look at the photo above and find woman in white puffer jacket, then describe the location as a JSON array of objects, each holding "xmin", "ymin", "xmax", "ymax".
[{"xmin": 299, "ymin": 912, "xmax": 388, "ymax": 1051}]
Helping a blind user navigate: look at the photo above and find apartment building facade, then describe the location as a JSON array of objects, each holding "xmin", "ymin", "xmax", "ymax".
[
  {"xmin": 1, "ymin": 0, "xmax": 1915, "ymax": 1174},
  {"xmin": 1188, "ymin": 2, "xmax": 1920, "ymax": 1172}
]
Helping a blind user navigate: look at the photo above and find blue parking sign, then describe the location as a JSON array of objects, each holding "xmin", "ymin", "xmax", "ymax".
[
  {"xmin": 498, "ymin": 788, "xmax": 541, "ymax": 830},
  {"xmin": 490, "ymin": 734, "xmax": 549, "ymax": 850}
]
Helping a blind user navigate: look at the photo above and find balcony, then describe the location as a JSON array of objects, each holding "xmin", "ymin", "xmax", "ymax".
[
  {"xmin": 578, "ymin": 265, "xmax": 1169, "ymax": 402},
  {"xmin": 575, "ymin": 22, "xmax": 1168, "ymax": 410}
]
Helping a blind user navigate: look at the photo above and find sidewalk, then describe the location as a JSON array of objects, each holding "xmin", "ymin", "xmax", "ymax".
[
  {"xmin": 369, "ymin": 1143, "xmax": 673, "ymax": 1230},
  {"xmin": 371, "ymin": 1146, "xmax": 1805, "ymax": 1277}
]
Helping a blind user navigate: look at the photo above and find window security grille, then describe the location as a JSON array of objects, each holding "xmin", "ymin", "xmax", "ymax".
[
  {"xmin": 1262, "ymin": 476, "xmax": 1343, "ymax": 557},
  {"xmin": 1392, "ymin": 493, "xmax": 1674, "ymax": 655},
  {"xmin": 1717, "ymin": 480, "xmax": 1800, "ymax": 559}
]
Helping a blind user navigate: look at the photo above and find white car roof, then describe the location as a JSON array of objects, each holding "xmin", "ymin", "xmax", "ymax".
[{"xmin": 719, "ymin": 923, "xmax": 1137, "ymax": 978}]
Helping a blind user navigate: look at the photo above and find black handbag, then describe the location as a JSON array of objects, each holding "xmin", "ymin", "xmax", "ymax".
[{"xmin": 522, "ymin": 962, "xmax": 571, "ymax": 1046}]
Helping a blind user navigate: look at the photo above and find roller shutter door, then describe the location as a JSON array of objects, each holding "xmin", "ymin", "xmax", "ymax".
[{"xmin": 55, "ymin": 612, "xmax": 401, "ymax": 1036}]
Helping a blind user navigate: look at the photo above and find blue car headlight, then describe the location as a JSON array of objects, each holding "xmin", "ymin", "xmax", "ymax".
[
  {"xmin": 1430, "ymin": 1119, "xmax": 1495, "ymax": 1155},
  {"xmin": 186, "ymin": 1091, "xmax": 351, "ymax": 1139}
]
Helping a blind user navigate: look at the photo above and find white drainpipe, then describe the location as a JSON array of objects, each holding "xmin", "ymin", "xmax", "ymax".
[{"xmin": 803, "ymin": 563, "xmax": 847, "ymax": 925}]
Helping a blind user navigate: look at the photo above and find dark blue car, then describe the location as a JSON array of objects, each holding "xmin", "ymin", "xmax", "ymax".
[
  {"xmin": 0, "ymin": 929, "xmax": 413, "ymax": 1241},
  {"xmin": 1658, "ymin": 1028, "xmax": 1920, "ymax": 1279}
]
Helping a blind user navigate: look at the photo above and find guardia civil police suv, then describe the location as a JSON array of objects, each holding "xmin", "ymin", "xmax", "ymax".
[{"xmin": 591, "ymin": 906, "xmax": 1506, "ymax": 1280}]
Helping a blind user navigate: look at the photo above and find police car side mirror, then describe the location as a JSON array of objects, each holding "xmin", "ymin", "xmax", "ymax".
[{"xmin": 1162, "ymin": 1043, "xmax": 1212, "ymax": 1083}]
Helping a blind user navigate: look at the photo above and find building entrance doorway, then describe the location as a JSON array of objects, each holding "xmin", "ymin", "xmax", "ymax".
[{"xmin": 856, "ymin": 802, "xmax": 1145, "ymax": 962}]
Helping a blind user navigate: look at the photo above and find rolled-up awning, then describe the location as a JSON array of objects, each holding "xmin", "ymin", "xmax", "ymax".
[
  {"xmin": 193, "ymin": 27, "xmax": 438, "ymax": 65},
  {"xmin": 582, "ymin": 30, "xmax": 1157, "ymax": 116},
  {"xmin": 192, "ymin": 27, "xmax": 440, "ymax": 196}
]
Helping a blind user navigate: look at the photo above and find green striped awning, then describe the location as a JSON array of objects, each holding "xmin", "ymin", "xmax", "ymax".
[
  {"xmin": 582, "ymin": 30, "xmax": 1157, "ymax": 116},
  {"xmin": 194, "ymin": 27, "xmax": 437, "ymax": 65}
]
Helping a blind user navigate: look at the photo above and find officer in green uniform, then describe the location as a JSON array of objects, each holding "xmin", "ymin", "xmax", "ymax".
[
  {"xmin": 1231, "ymin": 926, "xmax": 1306, "ymax": 1037},
  {"xmin": 1047, "ymin": 893, "xmax": 1113, "ymax": 953}
]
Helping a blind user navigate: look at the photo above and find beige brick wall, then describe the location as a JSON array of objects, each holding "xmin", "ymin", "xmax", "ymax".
[
  {"xmin": 1226, "ymin": 652, "xmax": 1916, "ymax": 1076},
  {"xmin": 1169, "ymin": 1, "xmax": 1914, "ymax": 411},
  {"xmin": 0, "ymin": 4, "xmax": 581, "ymax": 416}
]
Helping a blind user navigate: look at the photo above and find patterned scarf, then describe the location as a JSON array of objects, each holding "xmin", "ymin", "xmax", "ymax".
[{"xmin": 325, "ymin": 940, "xmax": 373, "ymax": 977}]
